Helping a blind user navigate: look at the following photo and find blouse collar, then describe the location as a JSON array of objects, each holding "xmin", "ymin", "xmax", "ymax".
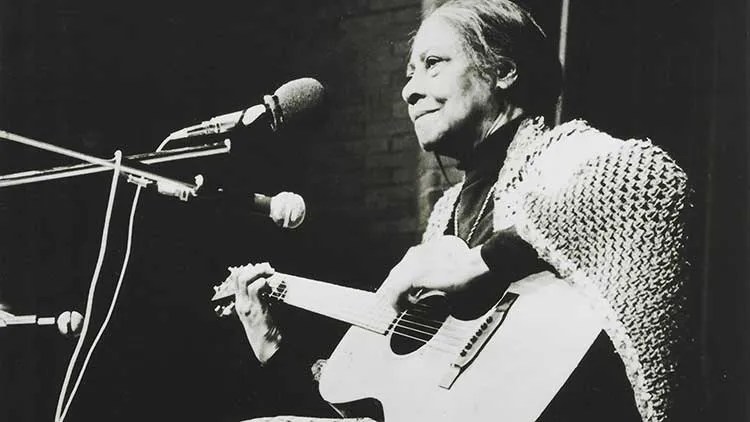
[{"xmin": 457, "ymin": 115, "xmax": 524, "ymax": 178}]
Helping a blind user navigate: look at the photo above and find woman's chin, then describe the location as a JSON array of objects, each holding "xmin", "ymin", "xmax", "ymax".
[
  {"xmin": 418, "ymin": 139, "xmax": 437, "ymax": 152},
  {"xmin": 415, "ymin": 129, "xmax": 444, "ymax": 153},
  {"xmin": 416, "ymin": 132, "xmax": 458, "ymax": 157}
]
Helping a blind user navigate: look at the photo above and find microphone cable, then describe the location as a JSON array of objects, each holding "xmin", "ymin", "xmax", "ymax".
[
  {"xmin": 54, "ymin": 151, "xmax": 126, "ymax": 422},
  {"xmin": 55, "ymin": 133, "xmax": 180, "ymax": 422}
]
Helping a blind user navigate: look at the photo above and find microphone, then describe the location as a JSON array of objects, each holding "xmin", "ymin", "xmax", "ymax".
[
  {"xmin": 212, "ymin": 189, "xmax": 306, "ymax": 229},
  {"xmin": 167, "ymin": 78, "xmax": 324, "ymax": 141},
  {"xmin": 57, "ymin": 310, "xmax": 84, "ymax": 337}
]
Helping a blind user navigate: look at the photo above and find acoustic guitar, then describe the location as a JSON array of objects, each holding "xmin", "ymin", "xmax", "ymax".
[{"xmin": 211, "ymin": 236, "xmax": 603, "ymax": 422}]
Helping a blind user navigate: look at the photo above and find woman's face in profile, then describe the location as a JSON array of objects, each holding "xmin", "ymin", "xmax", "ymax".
[{"xmin": 402, "ymin": 16, "xmax": 500, "ymax": 158}]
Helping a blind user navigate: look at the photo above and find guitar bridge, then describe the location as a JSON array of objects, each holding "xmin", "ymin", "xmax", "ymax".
[{"xmin": 439, "ymin": 292, "xmax": 519, "ymax": 389}]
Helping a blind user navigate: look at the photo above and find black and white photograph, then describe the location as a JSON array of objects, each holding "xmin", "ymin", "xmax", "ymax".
[{"xmin": 0, "ymin": 1, "xmax": 746, "ymax": 421}]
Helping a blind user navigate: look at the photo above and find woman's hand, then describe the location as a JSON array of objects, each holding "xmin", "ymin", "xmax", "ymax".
[
  {"xmin": 232, "ymin": 262, "xmax": 282, "ymax": 364},
  {"xmin": 376, "ymin": 236, "xmax": 490, "ymax": 311}
]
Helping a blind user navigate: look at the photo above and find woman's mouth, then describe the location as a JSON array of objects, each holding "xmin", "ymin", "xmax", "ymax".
[{"xmin": 414, "ymin": 109, "xmax": 438, "ymax": 121}]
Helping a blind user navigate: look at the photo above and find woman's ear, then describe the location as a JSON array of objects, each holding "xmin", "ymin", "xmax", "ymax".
[{"xmin": 495, "ymin": 58, "xmax": 518, "ymax": 90}]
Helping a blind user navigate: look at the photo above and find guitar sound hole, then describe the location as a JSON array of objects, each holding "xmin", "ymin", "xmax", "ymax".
[{"xmin": 389, "ymin": 293, "xmax": 450, "ymax": 355}]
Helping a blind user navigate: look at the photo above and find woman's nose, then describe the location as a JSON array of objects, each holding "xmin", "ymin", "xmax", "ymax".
[{"xmin": 401, "ymin": 73, "xmax": 424, "ymax": 105}]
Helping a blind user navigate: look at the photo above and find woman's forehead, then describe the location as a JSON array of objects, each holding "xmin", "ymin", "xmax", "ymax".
[{"xmin": 410, "ymin": 17, "xmax": 465, "ymax": 60}]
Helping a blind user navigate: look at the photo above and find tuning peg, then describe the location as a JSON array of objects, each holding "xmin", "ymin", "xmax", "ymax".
[
  {"xmin": 220, "ymin": 302, "xmax": 235, "ymax": 317},
  {"xmin": 214, "ymin": 302, "xmax": 235, "ymax": 318}
]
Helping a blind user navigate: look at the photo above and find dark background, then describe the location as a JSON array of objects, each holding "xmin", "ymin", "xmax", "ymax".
[{"xmin": 0, "ymin": 0, "xmax": 747, "ymax": 421}]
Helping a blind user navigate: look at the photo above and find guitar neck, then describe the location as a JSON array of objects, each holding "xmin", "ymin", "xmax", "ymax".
[
  {"xmin": 267, "ymin": 273, "xmax": 395, "ymax": 334},
  {"xmin": 213, "ymin": 271, "xmax": 395, "ymax": 334}
]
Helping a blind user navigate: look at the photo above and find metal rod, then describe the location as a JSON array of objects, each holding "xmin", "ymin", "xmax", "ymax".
[
  {"xmin": 0, "ymin": 310, "xmax": 56, "ymax": 327},
  {"xmin": 555, "ymin": 0, "xmax": 571, "ymax": 126},
  {"xmin": 0, "ymin": 130, "xmax": 229, "ymax": 190},
  {"xmin": 0, "ymin": 139, "xmax": 231, "ymax": 187}
]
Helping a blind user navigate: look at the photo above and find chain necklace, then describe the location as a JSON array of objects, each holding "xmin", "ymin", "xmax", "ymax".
[{"xmin": 453, "ymin": 184, "xmax": 496, "ymax": 245}]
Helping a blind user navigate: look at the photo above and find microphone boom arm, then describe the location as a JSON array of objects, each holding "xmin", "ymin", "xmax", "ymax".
[
  {"xmin": 0, "ymin": 309, "xmax": 56, "ymax": 328},
  {"xmin": 0, "ymin": 130, "xmax": 231, "ymax": 200}
]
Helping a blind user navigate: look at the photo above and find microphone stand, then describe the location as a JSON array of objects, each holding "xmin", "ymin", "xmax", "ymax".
[
  {"xmin": 0, "ymin": 129, "xmax": 231, "ymax": 331},
  {"xmin": 0, "ymin": 129, "xmax": 232, "ymax": 200},
  {"xmin": 0, "ymin": 128, "xmax": 233, "ymax": 422}
]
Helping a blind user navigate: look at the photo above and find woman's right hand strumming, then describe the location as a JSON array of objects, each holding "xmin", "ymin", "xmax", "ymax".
[{"xmin": 232, "ymin": 262, "xmax": 283, "ymax": 364}]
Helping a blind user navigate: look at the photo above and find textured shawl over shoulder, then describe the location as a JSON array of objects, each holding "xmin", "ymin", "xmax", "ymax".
[{"xmin": 423, "ymin": 118, "xmax": 690, "ymax": 422}]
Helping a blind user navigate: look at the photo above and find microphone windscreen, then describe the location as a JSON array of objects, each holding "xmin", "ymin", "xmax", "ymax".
[{"xmin": 273, "ymin": 78, "xmax": 325, "ymax": 121}]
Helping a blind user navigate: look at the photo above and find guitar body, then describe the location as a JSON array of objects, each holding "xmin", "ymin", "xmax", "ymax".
[
  {"xmin": 319, "ymin": 271, "xmax": 604, "ymax": 422},
  {"xmin": 211, "ymin": 245, "xmax": 606, "ymax": 421}
]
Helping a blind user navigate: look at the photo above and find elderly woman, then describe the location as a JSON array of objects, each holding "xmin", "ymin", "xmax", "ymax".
[{"xmin": 233, "ymin": 1, "xmax": 689, "ymax": 421}]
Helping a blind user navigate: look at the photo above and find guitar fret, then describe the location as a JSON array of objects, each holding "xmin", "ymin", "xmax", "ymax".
[
  {"xmin": 269, "ymin": 273, "xmax": 393, "ymax": 335},
  {"xmin": 213, "ymin": 270, "xmax": 400, "ymax": 335}
]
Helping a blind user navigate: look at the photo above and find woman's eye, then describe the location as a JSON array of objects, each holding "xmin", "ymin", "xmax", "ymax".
[{"xmin": 425, "ymin": 56, "xmax": 442, "ymax": 69}]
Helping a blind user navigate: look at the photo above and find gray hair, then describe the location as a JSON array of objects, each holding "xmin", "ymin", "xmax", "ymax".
[{"xmin": 425, "ymin": 0, "xmax": 562, "ymax": 120}]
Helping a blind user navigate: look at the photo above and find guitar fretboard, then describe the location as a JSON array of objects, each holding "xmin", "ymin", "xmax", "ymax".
[
  {"xmin": 212, "ymin": 271, "xmax": 396, "ymax": 334},
  {"xmin": 267, "ymin": 274, "xmax": 395, "ymax": 335}
]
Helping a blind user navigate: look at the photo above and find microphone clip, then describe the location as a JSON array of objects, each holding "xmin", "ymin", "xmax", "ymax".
[
  {"xmin": 263, "ymin": 94, "xmax": 283, "ymax": 132},
  {"xmin": 126, "ymin": 173, "xmax": 204, "ymax": 202}
]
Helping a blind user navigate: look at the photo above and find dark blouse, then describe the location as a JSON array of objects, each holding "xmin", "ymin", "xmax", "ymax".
[{"xmin": 447, "ymin": 116, "xmax": 551, "ymax": 286}]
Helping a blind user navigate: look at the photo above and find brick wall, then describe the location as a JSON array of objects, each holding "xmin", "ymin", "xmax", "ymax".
[
  {"xmin": 280, "ymin": 2, "xmax": 557, "ymax": 284},
  {"xmin": 278, "ymin": 0, "xmax": 453, "ymax": 285}
]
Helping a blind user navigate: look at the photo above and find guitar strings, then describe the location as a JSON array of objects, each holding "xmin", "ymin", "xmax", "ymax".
[
  {"xmin": 258, "ymin": 303, "xmax": 462, "ymax": 355},
  {"xmin": 221, "ymin": 271, "xmax": 471, "ymax": 336},
  {"xmin": 223, "ymin": 273, "xmax": 481, "ymax": 352},
  {"xmin": 390, "ymin": 313, "xmax": 475, "ymax": 343},
  {"xmin": 398, "ymin": 312, "xmax": 452, "ymax": 332},
  {"xmin": 368, "ymin": 300, "xmax": 476, "ymax": 336},
  {"xmin": 266, "ymin": 287, "xmax": 472, "ymax": 340},
  {"xmin": 372, "ymin": 297, "xmax": 477, "ymax": 335},
  {"xmin": 265, "ymin": 290, "xmax": 472, "ymax": 353},
  {"xmin": 400, "ymin": 306, "xmax": 450, "ymax": 327},
  {"xmin": 264, "ymin": 290, "xmax": 480, "ymax": 353},
  {"xmin": 266, "ymin": 272, "xmax": 473, "ymax": 335},
  {"xmin": 265, "ymin": 289, "xmax": 393, "ymax": 334},
  {"xmin": 265, "ymin": 285, "xmax": 475, "ymax": 341},
  {"xmin": 396, "ymin": 312, "xmax": 443, "ymax": 331}
]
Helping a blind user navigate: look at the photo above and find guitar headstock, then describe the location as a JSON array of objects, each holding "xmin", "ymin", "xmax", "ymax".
[
  {"xmin": 213, "ymin": 301, "xmax": 236, "ymax": 318},
  {"xmin": 210, "ymin": 264, "xmax": 282, "ymax": 318},
  {"xmin": 211, "ymin": 276, "xmax": 236, "ymax": 301},
  {"xmin": 211, "ymin": 265, "xmax": 245, "ymax": 318}
]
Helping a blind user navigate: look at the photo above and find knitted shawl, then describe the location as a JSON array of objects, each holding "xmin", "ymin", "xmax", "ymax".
[{"xmin": 422, "ymin": 117, "xmax": 689, "ymax": 422}]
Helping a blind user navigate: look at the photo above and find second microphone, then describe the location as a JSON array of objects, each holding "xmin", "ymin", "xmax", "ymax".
[{"xmin": 201, "ymin": 189, "xmax": 306, "ymax": 229}]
